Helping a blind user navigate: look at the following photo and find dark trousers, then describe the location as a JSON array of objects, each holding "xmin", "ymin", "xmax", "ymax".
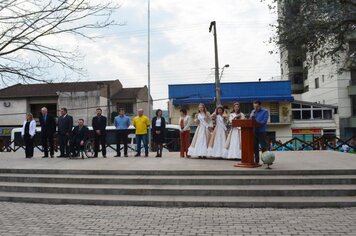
[
  {"xmin": 70, "ymin": 139, "xmax": 84, "ymax": 156},
  {"xmin": 59, "ymin": 134, "xmax": 70, "ymax": 156},
  {"xmin": 94, "ymin": 134, "xmax": 106, "ymax": 156},
  {"xmin": 254, "ymin": 132, "xmax": 267, "ymax": 164},
  {"xmin": 41, "ymin": 133, "xmax": 54, "ymax": 156},
  {"xmin": 180, "ymin": 130, "xmax": 190, "ymax": 157},
  {"xmin": 136, "ymin": 134, "xmax": 148, "ymax": 155},
  {"xmin": 116, "ymin": 130, "xmax": 128, "ymax": 156},
  {"xmin": 24, "ymin": 134, "xmax": 34, "ymax": 158}
]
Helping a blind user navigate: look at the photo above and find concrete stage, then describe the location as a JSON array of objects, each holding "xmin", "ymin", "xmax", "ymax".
[
  {"xmin": 0, "ymin": 150, "xmax": 355, "ymax": 171},
  {"xmin": 0, "ymin": 150, "xmax": 355, "ymax": 208}
]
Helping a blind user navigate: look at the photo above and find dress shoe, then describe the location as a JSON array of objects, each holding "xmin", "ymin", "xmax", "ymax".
[
  {"xmin": 50, "ymin": 155, "xmax": 54, "ymax": 158},
  {"xmin": 114, "ymin": 154, "xmax": 121, "ymax": 157},
  {"xmin": 134, "ymin": 154, "xmax": 141, "ymax": 157},
  {"xmin": 124, "ymin": 154, "xmax": 128, "ymax": 157},
  {"xmin": 103, "ymin": 155, "xmax": 107, "ymax": 158},
  {"xmin": 42, "ymin": 156, "xmax": 48, "ymax": 158}
]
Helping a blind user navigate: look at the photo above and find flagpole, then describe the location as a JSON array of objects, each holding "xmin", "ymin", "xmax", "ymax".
[{"xmin": 147, "ymin": 0, "xmax": 151, "ymax": 151}]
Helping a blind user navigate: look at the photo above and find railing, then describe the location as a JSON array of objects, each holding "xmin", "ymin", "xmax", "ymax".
[
  {"xmin": 0, "ymin": 127, "xmax": 182, "ymax": 153},
  {"xmin": 271, "ymin": 135, "xmax": 356, "ymax": 152}
]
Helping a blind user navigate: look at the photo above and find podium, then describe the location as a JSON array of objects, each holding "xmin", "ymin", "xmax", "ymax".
[{"xmin": 232, "ymin": 119, "xmax": 261, "ymax": 168}]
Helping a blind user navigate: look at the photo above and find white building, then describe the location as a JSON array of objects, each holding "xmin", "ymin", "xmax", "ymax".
[{"xmin": 279, "ymin": 2, "xmax": 356, "ymax": 139}]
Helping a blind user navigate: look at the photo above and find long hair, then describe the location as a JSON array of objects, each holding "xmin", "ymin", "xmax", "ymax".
[
  {"xmin": 198, "ymin": 103, "xmax": 207, "ymax": 114},
  {"xmin": 215, "ymin": 105, "xmax": 224, "ymax": 115},
  {"xmin": 232, "ymin": 102, "xmax": 241, "ymax": 114},
  {"xmin": 26, "ymin": 113, "xmax": 33, "ymax": 121}
]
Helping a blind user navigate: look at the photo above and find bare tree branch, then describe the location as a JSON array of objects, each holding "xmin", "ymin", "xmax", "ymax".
[{"xmin": 0, "ymin": 0, "xmax": 119, "ymax": 84}]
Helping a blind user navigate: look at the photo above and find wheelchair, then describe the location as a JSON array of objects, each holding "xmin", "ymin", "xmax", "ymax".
[{"xmin": 69, "ymin": 139, "xmax": 94, "ymax": 159}]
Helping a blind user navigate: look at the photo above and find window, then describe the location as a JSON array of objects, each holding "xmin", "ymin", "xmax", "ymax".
[
  {"xmin": 293, "ymin": 73, "xmax": 303, "ymax": 84},
  {"xmin": 312, "ymin": 109, "xmax": 322, "ymax": 119},
  {"xmin": 293, "ymin": 57, "xmax": 303, "ymax": 67},
  {"xmin": 302, "ymin": 110, "xmax": 311, "ymax": 119},
  {"xmin": 116, "ymin": 103, "xmax": 133, "ymax": 114},
  {"xmin": 322, "ymin": 75, "xmax": 325, "ymax": 83},
  {"xmin": 323, "ymin": 110, "xmax": 332, "ymax": 119},
  {"xmin": 351, "ymin": 69, "xmax": 356, "ymax": 86},
  {"xmin": 292, "ymin": 103, "xmax": 301, "ymax": 109},
  {"xmin": 313, "ymin": 55, "xmax": 318, "ymax": 66},
  {"xmin": 304, "ymin": 85, "xmax": 309, "ymax": 92},
  {"xmin": 315, "ymin": 78, "xmax": 319, "ymax": 89},
  {"xmin": 292, "ymin": 102, "xmax": 334, "ymax": 120},
  {"xmin": 352, "ymin": 96, "xmax": 356, "ymax": 116},
  {"xmin": 292, "ymin": 110, "xmax": 301, "ymax": 120}
]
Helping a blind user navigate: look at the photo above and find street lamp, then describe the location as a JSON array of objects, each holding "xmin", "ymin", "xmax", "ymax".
[{"xmin": 220, "ymin": 64, "xmax": 230, "ymax": 81}]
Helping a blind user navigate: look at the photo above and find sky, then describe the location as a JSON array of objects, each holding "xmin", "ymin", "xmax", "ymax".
[{"xmin": 40, "ymin": 0, "xmax": 281, "ymax": 109}]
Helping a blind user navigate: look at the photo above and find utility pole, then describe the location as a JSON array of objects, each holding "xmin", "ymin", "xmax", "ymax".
[{"xmin": 209, "ymin": 21, "xmax": 221, "ymax": 107}]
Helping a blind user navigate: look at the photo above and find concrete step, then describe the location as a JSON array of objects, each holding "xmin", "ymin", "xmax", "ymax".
[
  {"xmin": 0, "ymin": 173, "xmax": 355, "ymax": 185},
  {"xmin": 0, "ymin": 182, "xmax": 355, "ymax": 196},
  {"xmin": 0, "ymin": 191, "xmax": 355, "ymax": 208},
  {"xmin": 1, "ymin": 168, "xmax": 356, "ymax": 176}
]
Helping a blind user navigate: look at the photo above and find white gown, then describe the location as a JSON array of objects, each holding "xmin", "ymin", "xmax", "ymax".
[
  {"xmin": 223, "ymin": 112, "xmax": 245, "ymax": 159},
  {"xmin": 207, "ymin": 114, "xmax": 227, "ymax": 158},
  {"xmin": 188, "ymin": 113, "xmax": 211, "ymax": 157}
]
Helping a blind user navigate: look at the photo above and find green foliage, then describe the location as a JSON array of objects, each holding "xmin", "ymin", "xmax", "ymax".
[{"xmin": 262, "ymin": 0, "xmax": 356, "ymax": 68}]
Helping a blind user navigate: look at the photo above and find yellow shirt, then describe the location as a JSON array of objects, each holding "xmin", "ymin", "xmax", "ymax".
[{"xmin": 133, "ymin": 115, "xmax": 150, "ymax": 135}]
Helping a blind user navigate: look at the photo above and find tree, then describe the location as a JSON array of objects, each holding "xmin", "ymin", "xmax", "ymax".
[
  {"xmin": 264, "ymin": 0, "xmax": 356, "ymax": 68},
  {"xmin": 0, "ymin": 0, "xmax": 118, "ymax": 84}
]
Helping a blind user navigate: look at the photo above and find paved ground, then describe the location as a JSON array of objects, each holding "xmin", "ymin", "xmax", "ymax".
[
  {"xmin": 0, "ymin": 150, "xmax": 355, "ymax": 171},
  {"xmin": 0, "ymin": 202, "xmax": 354, "ymax": 236}
]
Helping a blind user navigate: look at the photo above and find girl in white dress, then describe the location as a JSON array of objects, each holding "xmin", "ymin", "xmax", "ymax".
[
  {"xmin": 188, "ymin": 103, "xmax": 212, "ymax": 157},
  {"xmin": 207, "ymin": 105, "xmax": 228, "ymax": 158},
  {"xmin": 223, "ymin": 102, "xmax": 245, "ymax": 159}
]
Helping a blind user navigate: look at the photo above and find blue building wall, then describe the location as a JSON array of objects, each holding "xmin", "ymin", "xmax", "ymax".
[{"xmin": 169, "ymin": 81, "xmax": 294, "ymax": 105}]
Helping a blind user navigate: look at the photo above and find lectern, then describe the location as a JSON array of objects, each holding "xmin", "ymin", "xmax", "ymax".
[{"xmin": 232, "ymin": 119, "xmax": 261, "ymax": 168}]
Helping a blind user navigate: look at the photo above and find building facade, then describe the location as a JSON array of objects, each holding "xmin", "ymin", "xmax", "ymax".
[
  {"xmin": 278, "ymin": 1, "xmax": 356, "ymax": 139},
  {"xmin": 0, "ymin": 80, "xmax": 151, "ymax": 142},
  {"xmin": 168, "ymin": 81, "xmax": 295, "ymax": 142}
]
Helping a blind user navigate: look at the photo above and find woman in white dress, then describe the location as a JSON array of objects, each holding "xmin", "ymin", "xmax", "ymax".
[
  {"xmin": 207, "ymin": 105, "xmax": 228, "ymax": 158},
  {"xmin": 188, "ymin": 103, "xmax": 212, "ymax": 157},
  {"xmin": 223, "ymin": 102, "xmax": 245, "ymax": 159}
]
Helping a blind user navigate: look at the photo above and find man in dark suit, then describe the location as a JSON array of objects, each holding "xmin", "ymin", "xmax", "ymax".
[
  {"xmin": 92, "ymin": 108, "xmax": 107, "ymax": 158},
  {"xmin": 70, "ymin": 118, "xmax": 89, "ymax": 158},
  {"xmin": 57, "ymin": 107, "xmax": 73, "ymax": 157},
  {"xmin": 39, "ymin": 107, "xmax": 56, "ymax": 158}
]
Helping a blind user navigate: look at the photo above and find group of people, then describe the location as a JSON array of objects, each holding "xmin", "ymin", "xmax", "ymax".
[
  {"xmin": 180, "ymin": 101, "xmax": 268, "ymax": 164},
  {"xmin": 21, "ymin": 100, "xmax": 268, "ymax": 163},
  {"xmin": 21, "ymin": 107, "xmax": 108, "ymax": 158},
  {"xmin": 21, "ymin": 106, "xmax": 165, "ymax": 159}
]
